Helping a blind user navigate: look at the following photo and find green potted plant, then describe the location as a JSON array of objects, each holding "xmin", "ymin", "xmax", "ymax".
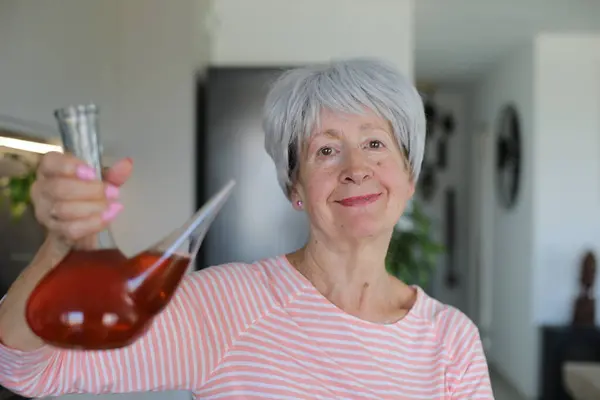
[
  {"xmin": 386, "ymin": 200, "xmax": 444, "ymax": 288},
  {"xmin": 0, "ymin": 154, "xmax": 37, "ymax": 220}
]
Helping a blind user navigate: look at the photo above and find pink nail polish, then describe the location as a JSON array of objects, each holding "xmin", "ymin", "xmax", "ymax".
[
  {"xmin": 76, "ymin": 165, "xmax": 96, "ymax": 180},
  {"xmin": 105, "ymin": 185, "xmax": 120, "ymax": 200},
  {"xmin": 102, "ymin": 203, "xmax": 124, "ymax": 221}
]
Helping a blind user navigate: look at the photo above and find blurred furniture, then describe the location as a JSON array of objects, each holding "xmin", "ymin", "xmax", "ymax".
[
  {"xmin": 564, "ymin": 362, "xmax": 600, "ymax": 400},
  {"xmin": 539, "ymin": 325, "xmax": 600, "ymax": 399},
  {"xmin": 0, "ymin": 386, "xmax": 27, "ymax": 399}
]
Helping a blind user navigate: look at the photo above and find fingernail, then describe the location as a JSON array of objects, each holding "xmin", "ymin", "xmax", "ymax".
[
  {"xmin": 102, "ymin": 202, "xmax": 124, "ymax": 221},
  {"xmin": 76, "ymin": 165, "xmax": 96, "ymax": 180},
  {"xmin": 105, "ymin": 185, "xmax": 120, "ymax": 200}
]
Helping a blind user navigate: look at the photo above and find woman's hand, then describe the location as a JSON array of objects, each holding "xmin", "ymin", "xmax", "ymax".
[
  {"xmin": 0, "ymin": 153, "xmax": 133, "ymax": 351},
  {"xmin": 30, "ymin": 152, "xmax": 133, "ymax": 247}
]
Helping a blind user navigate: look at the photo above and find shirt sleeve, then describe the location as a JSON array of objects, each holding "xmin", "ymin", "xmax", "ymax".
[
  {"xmin": 446, "ymin": 319, "xmax": 495, "ymax": 399},
  {"xmin": 0, "ymin": 263, "xmax": 262, "ymax": 398}
]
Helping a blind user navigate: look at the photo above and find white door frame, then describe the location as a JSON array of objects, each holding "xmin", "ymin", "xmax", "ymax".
[{"xmin": 467, "ymin": 125, "xmax": 494, "ymax": 351}]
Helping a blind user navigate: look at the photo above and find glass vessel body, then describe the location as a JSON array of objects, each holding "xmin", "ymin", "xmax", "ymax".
[{"xmin": 26, "ymin": 104, "xmax": 234, "ymax": 350}]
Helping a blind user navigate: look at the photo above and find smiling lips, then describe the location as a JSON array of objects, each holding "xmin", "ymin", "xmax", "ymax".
[{"xmin": 336, "ymin": 193, "xmax": 382, "ymax": 207}]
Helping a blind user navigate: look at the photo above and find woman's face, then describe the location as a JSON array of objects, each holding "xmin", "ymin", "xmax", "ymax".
[{"xmin": 292, "ymin": 108, "xmax": 415, "ymax": 240}]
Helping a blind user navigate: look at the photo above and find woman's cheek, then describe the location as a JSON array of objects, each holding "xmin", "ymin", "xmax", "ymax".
[
  {"xmin": 374, "ymin": 155, "xmax": 398, "ymax": 172},
  {"xmin": 379, "ymin": 159, "xmax": 411, "ymax": 186}
]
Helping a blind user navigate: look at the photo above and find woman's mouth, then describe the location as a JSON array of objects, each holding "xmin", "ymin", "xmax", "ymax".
[{"xmin": 336, "ymin": 193, "xmax": 382, "ymax": 207}]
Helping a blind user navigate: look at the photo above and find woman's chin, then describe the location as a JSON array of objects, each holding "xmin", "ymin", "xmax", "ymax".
[{"xmin": 335, "ymin": 217, "xmax": 391, "ymax": 240}]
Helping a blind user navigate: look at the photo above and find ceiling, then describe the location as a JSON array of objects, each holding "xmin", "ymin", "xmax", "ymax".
[{"xmin": 415, "ymin": 0, "xmax": 600, "ymax": 84}]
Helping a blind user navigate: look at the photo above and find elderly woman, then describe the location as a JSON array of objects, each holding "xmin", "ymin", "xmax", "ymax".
[{"xmin": 0, "ymin": 58, "xmax": 493, "ymax": 399}]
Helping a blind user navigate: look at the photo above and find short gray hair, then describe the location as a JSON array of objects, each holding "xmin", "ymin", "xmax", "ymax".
[{"xmin": 263, "ymin": 57, "xmax": 426, "ymax": 198}]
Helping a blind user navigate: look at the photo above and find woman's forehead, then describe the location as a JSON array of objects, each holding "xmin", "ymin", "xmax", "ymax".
[{"xmin": 310, "ymin": 108, "xmax": 391, "ymax": 135}]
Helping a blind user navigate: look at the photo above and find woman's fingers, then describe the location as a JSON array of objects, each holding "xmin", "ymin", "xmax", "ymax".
[
  {"xmin": 49, "ymin": 200, "xmax": 121, "ymax": 221},
  {"xmin": 41, "ymin": 201, "xmax": 124, "ymax": 243},
  {"xmin": 31, "ymin": 177, "xmax": 119, "ymax": 222},
  {"xmin": 46, "ymin": 213, "xmax": 114, "ymax": 243},
  {"xmin": 38, "ymin": 152, "xmax": 133, "ymax": 187},
  {"xmin": 40, "ymin": 178, "xmax": 119, "ymax": 202},
  {"xmin": 103, "ymin": 158, "xmax": 133, "ymax": 187},
  {"xmin": 37, "ymin": 151, "xmax": 95, "ymax": 180},
  {"xmin": 30, "ymin": 152, "xmax": 130, "ymax": 244}
]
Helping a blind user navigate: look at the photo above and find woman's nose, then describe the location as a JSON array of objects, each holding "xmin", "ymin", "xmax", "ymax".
[{"xmin": 340, "ymin": 151, "xmax": 373, "ymax": 185}]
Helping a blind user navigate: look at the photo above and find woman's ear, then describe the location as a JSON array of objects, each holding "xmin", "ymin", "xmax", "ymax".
[
  {"xmin": 292, "ymin": 199, "xmax": 304, "ymax": 211},
  {"xmin": 407, "ymin": 179, "xmax": 416, "ymax": 198},
  {"xmin": 289, "ymin": 185, "xmax": 304, "ymax": 211}
]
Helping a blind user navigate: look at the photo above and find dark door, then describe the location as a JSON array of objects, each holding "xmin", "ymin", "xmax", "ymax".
[{"xmin": 196, "ymin": 68, "xmax": 309, "ymax": 268}]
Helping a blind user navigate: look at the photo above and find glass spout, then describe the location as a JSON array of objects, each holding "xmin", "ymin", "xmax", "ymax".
[
  {"xmin": 126, "ymin": 180, "xmax": 235, "ymax": 314},
  {"xmin": 150, "ymin": 179, "xmax": 236, "ymax": 263}
]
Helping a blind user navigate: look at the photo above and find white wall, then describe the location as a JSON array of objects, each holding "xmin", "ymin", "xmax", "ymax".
[
  {"xmin": 0, "ymin": 0, "xmax": 120, "ymax": 136},
  {"xmin": 109, "ymin": 0, "xmax": 198, "ymax": 258},
  {"xmin": 0, "ymin": 0, "xmax": 200, "ymax": 255},
  {"xmin": 533, "ymin": 34, "xmax": 600, "ymax": 323},
  {"xmin": 471, "ymin": 34, "xmax": 600, "ymax": 399},
  {"xmin": 0, "ymin": 0, "xmax": 199, "ymax": 399},
  {"xmin": 209, "ymin": 0, "xmax": 415, "ymax": 79},
  {"xmin": 472, "ymin": 43, "xmax": 537, "ymax": 398}
]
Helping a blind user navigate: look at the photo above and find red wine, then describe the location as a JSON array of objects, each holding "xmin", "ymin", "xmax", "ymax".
[{"xmin": 26, "ymin": 248, "xmax": 190, "ymax": 350}]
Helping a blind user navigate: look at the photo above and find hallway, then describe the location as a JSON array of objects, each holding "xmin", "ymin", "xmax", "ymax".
[{"xmin": 491, "ymin": 368, "xmax": 527, "ymax": 400}]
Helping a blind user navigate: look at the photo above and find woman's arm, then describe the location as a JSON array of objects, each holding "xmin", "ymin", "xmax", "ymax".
[
  {"xmin": 0, "ymin": 263, "xmax": 257, "ymax": 398},
  {"xmin": 0, "ymin": 237, "xmax": 70, "ymax": 351},
  {"xmin": 446, "ymin": 319, "xmax": 495, "ymax": 399},
  {"xmin": 0, "ymin": 153, "xmax": 257, "ymax": 397}
]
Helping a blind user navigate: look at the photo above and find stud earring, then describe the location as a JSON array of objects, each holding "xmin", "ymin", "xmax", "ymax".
[{"xmin": 296, "ymin": 200, "xmax": 303, "ymax": 208}]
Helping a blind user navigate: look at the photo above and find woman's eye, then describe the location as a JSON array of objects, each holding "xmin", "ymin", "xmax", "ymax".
[
  {"xmin": 318, "ymin": 147, "xmax": 334, "ymax": 156},
  {"xmin": 368, "ymin": 140, "xmax": 384, "ymax": 149}
]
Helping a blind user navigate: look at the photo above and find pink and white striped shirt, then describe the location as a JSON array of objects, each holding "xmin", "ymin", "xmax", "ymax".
[{"xmin": 0, "ymin": 255, "xmax": 493, "ymax": 399}]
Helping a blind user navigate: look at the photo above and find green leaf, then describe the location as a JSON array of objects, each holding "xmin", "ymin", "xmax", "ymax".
[
  {"xmin": 386, "ymin": 199, "xmax": 445, "ymax": 287},
  {"xmin": 0, "ymin": 158, "xmax": 37, "ymax": 221}
]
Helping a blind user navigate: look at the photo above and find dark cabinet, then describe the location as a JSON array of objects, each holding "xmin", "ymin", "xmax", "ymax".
[{"xmin": 539, "ymin": 325, "xmax": 600, "ymax": 399}]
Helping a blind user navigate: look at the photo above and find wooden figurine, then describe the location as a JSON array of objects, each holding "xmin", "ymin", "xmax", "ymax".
[{"xmin": 572, "ymin": 251, "xmax": 597, "ymax": 326}]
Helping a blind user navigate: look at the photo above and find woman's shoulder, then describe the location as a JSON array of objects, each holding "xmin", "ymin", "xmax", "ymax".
[
  {"xmin": 171, "ymin": 256, "xmax": 299, "ymax": 338},
  {"xmin": 411, "ymin": 287, "xmax": 481, "ymax": 342},
  {"xmin": 183, "ymin": 254, "xmax": 303, "ymax": 294}
]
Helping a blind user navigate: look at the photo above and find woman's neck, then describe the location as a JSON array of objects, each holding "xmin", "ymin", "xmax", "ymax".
[{"xmin": 288, "ymin": 232, "xmax": 415, "ymax": 324}]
